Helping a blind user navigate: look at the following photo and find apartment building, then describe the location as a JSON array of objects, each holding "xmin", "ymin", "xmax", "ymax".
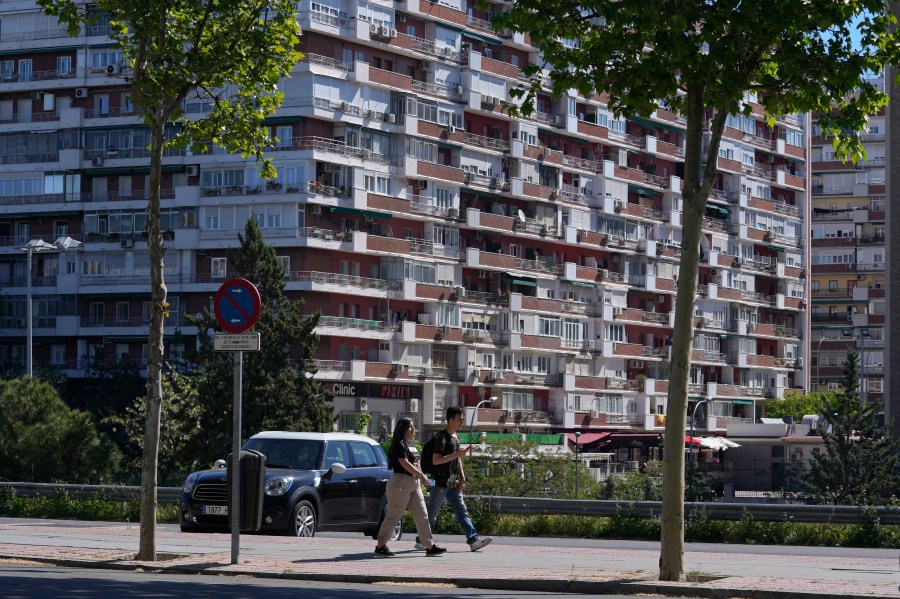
[
  {"xmin": 810, "ymin": 91, "xmax": 886, "ymax": 409},
  {"xmin": 0, "ymin": 0, "xmax": 809, "ymax": 443}
]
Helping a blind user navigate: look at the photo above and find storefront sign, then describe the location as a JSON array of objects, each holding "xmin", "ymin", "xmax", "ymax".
[{"xmin": 323, "ymin": 381, "xmax": 422, "ymax": 399}]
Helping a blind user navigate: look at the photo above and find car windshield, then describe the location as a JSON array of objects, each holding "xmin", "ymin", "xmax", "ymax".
[{"xmin": 242, "ymin": 438, "xmax": 322, "ymax": 470}]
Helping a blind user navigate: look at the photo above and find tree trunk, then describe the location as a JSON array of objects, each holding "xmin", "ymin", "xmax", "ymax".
[
  {"xmin": 659, "ymin": 84, "xmax": 726, "ymax": 581},
  {"xmin": 137, "ymin": 115, "xmax": 168, "ymax": 561}
]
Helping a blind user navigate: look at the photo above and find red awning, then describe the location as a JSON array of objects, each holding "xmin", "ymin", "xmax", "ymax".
[
  {"xmin": 685, "ymin": 435, "xmax": 703, "ymax": 445},
  {"xmin": 567, "ymin": 432, "xmax": 612, "ymax": 446}
]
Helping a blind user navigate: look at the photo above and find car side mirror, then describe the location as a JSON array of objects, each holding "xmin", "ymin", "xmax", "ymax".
[
  {"xmin": 330, "ymin": 463, "xmax": 347, "ymax": 475},
  {"xmin": 214, "ymin": 459, "xmax": 226, "ymax": 469}
]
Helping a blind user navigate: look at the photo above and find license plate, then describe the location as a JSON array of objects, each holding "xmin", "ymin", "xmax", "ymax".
[{"xmin": 202, "ymin": 505, "xmax": 228, "ymax": 515}]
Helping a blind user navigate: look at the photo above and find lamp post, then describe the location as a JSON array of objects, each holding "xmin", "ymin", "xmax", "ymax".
[
  {"xmin": 815, "ymin": 335, "xmax": 830, "ymax": 393},
  {"xmin": 688, "ymin": 398, "xmax": 710, "ymax": 464},
  {"xmin": 574, "ymin": 430, "xmax": 582, "ymax": 499},
  {"xmin": 469, "ymin": 396, "xmax": 497, "ymax": 442},
  {"xmin": 14, "ymin": 237, "xmax": 82, "ymax": 378}
]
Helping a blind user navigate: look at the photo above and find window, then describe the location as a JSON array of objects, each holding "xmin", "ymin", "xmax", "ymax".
[
  {"xmin": 275, "ymin": 126, "xmax": 292, "ymax": 149},
  {"xmin": 501, "ymin": 389, "xmax": 534, "ymax": 410},
  {"xmin": 538, "ymin": 316, "xmax": 560, "ymax": 337},
  {"xmin": 277, "ymin": 256, "xmax": 290, "ymax": 277},
  {"xmin": 350, "ymin": 442, "xmax": 378, "ymax": 467},
  {"xmin": 364, "ymin": 172, "xmax": 389, "ymax": 194},
  {"xmin": 116, "ymin": 302, "xmax": 129, "ymax": 323},
  {"xmin": 595, "ymin": 394, "xmax": 623, "ymax": 414},
  {"xmin": 57, "ymin": 56, "xmax": 72, "ymax": 76},
  {"xmin": 211, "ymin": 257, "xmax": 227, "ymax": 278}
]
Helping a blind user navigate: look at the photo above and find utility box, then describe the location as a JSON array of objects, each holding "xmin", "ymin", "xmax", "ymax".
[{"xmin": 226, "ymin": 449, "xmax": 266, "ymax": 531}]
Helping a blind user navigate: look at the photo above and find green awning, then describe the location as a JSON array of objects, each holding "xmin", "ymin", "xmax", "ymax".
[
  {"xmin": 461, "ymin": 30, "xmax": 503, "ymax": 45},
  {"xmin": 568, "ymin": 281, "xmax": 596, "ymax": 288},
  {"xmin": 362, "ymin": 210, "xmax": 392, "ymax": 220},
  {"xmin": 627, "ymin": 185, "xmax": 659, "ymax": 196},
  {"xmin": 83, "ymin": 165, "xmax": 182, "ymax": 175},
  {"xmin": 526, "ymin": 434, "xmax": 563, "ymax": 445},
  {"xmin": 0, "ymin": 210, "xmax": 81, "ymax": 219},
  {"xmin": 461, "ymin": 188, "xmax": 500, "ymax": 198},
  {"xmin": 1, "ymin": 45, "xmax": 80, "ymax": 56},
  {"xmin": 509, "ymin": 278, "xmax": 537, "ymax": 287},
  {"xmin": 330, "ymin": 207, "xmax": 361, "ymax": 216},
  {"xmin": 767, "ymin": 246, "xmax": 785, "ymax": 252},
  {"xmin": 731, "ymin": 400, "xmax": 754, "ymax": 405},
  {"xmin": 631, "ymin": 116, "xmax": 684, "ymax": 132},
  {"xmin": 458, "ymin": 432, "xmax": 561, "ymax": 445},
  {"xmin": 263, "ymin": 116, "xmax": 300, "ymax": 125}
]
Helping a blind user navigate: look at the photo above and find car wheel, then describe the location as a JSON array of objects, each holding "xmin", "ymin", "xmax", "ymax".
[
  {"xmin": 179, "ymin": 523, "xmax": 201, "ymax": 533},
  {"xmin": 289, "ymin": 500, "xmax": 316, "ymax": 537},
  {"xmin": 388, "ymin": 520, "xmax": 403, "ymax": 542}
]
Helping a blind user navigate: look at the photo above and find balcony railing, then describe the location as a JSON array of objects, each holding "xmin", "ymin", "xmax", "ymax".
[{"xmin": 288, "ymin": 270, "xmax": 402, "ymax": 291}]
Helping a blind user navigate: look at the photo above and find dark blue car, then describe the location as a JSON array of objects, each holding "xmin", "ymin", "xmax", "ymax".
[{"xmin": 179, "ymin": 431, "xmax": 401, "ymax": 540}]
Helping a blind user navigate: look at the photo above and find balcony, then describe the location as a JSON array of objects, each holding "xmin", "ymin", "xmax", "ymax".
[{"xmin": 288, "ymin": 271, "xmax": 402, "ymax": 292}]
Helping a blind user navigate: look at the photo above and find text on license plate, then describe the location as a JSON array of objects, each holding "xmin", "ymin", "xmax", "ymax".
[{"xmin": 202, "ymin": 505, "xmax": 228, "ymax": 515}]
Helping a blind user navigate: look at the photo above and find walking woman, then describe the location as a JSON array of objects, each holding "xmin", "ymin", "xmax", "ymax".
[{"xmin": 374, "ymin": 418, "xmax": 447, "ymax": 557}]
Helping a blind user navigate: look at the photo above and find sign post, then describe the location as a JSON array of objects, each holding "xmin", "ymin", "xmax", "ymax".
[{"xmin": 213, "ymin": 278, "xmax": 262, "ymax": 565}]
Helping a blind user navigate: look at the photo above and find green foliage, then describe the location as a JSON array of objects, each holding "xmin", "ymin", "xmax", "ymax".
[
  {"xmin": 802, "ymin": 349, "xmax": 900, "ymax": 505},
  {"xmin": 181, "ymin": 220, "xmax": 334, "ymax": 465},
  {"xmin": 0, "ymin": 378, "xmax": 122, "ymax": 484},
  {"xmin": 0, "ymin": 489, "xmax": 177, "ymax": 523},
  {"xmin": 355, "ymin": 413, "xmax": 372, "ymax": 436},
  {"xmin": 765, "ymin": 391, "xmax": 836, "ymax": 421},
  {"xmin": 103, "ymin": 370, "xmax": 206, "ymax": 486},
  {"xmin": 599, "ymin": 461, "xmax": 663, "ymax": 501},
  {"xmin": 465, "ymin": 438, "xmax": 600, "ymax": 499}
]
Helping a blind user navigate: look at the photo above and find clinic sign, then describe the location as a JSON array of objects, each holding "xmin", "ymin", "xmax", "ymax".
[{"xmin": 324, "ymin": 382, "xmax": 421, "ymax": 399}]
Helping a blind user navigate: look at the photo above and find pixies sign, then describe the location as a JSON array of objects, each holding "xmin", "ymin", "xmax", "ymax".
[{"xmin": 324, "ymin": 382, "xmax": 421, "ymax": 400}]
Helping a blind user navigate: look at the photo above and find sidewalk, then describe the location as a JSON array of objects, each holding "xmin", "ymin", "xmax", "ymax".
[{"xmin": 0, "ymin": 519, "xmax": 897, "ymax": 598}]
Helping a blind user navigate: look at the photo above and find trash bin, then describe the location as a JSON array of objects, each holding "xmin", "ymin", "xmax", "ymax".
[{"xmin": 226, "ymin": 449, "xmax": 266, "ymax": 532}]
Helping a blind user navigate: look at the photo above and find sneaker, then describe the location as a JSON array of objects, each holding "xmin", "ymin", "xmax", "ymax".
[
  {"xmin": 414, "ymin": 542, "xmax": 428, "ymax": 551},
  {"xmin": 374, "ymin": 545, "xmax": 395, "ymax": 557},
  {"xmin": 469, "ymin": 536, "xmax": 493, "ymax": 552},
  {"xmin": 425, "ymin": 544, "xmax": 447, "ymax": 557}
]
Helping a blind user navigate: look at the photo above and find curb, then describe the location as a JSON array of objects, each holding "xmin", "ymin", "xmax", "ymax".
[{"xmin": 0, "ymin": 553, "xmax": 890, "ymax": 599}]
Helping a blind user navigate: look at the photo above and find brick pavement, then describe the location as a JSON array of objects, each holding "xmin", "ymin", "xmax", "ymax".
[{"xmin": 0, "ymin": 520, "xmax": 897, "ymax": 598}]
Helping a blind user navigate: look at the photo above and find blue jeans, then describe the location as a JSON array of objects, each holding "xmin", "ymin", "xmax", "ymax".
[{"xmin": 417, "ymin": 484, "xmax": 479, "ymax": 544}]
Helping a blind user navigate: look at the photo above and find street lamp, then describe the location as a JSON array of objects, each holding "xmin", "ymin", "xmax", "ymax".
[
  {"xmin": 815, "ymin": 335, "xmax": 833, "ymax": 393},
  {"xmin": 688, "ymin": 398, "xmax": 710, "ymax": 464},
  {"xmin": 573, "ymin": 430, "xmax": 582, "ymax": 499},
  {"xmin": 15, "ymin": 237, "xmax": 83, "ymax": 377},
  {"xmin": 468, "ymin": 396, "xmax": 497, "ymax": 442}
]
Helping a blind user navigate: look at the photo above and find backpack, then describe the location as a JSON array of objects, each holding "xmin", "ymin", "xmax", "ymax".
[{"xmin": 420, "ymin": 434, "xmax": 437, "ymax": 475}]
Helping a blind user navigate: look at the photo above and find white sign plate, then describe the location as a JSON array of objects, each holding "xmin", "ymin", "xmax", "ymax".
[{"xmin": 214, "ymin": 333, "xmax": 261, "ymax": 352}]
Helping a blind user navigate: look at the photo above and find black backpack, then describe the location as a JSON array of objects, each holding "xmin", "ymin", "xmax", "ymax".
[{"xmin": 420, "ymin": 434, "xmax": 437, "ymax": 475}]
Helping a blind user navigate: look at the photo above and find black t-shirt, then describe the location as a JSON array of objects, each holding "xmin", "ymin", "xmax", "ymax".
[
  {"xmin": 432, "ymin": 429, "xmax": 459, "ymax": 486},
  {"xmin": 389, "ymin": 440, "xmax": 416, "ymax": 475}
]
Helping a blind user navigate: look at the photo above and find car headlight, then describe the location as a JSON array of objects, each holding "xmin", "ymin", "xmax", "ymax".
[
  {"xmin": 264, "ymin": 476, "xmax": 294, "ymax": 496},
  {"xmin": 182, "ymin": 472, "xmax": 199, "ymax": 494}
]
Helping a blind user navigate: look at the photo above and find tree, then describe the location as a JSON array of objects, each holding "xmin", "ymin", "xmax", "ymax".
[
  {"xmin": 38, "ymin": 0, "xmax": 301, "ymax": 559},
  {"xmin": 494, "ymin": 1, "xmax": 900, "ymax": 580},
  {"xmin": 185, "ymin": 220, "xmax": 333, "ymax": 462},
  {"xmin": 802, "ymin": 349, "xmax": 900, "ymax": 505},
  {"xmin": 765, "ymin": 391, "xmax": 836, "ymax": 422},
  {"xmin": 0, "ymin": 378, "xmax": 122, "ymax": 484}
]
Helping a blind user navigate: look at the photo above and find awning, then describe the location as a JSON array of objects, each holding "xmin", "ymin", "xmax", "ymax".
[
  {"xmin": 507, "ymin": 277, "xmax": 537, "ymax": 287},
  {"xmin": 0, "ymin": 210, "xmax": 81, "ymax": 219},
  {"xmin": 627, "ymin": 185, "xmax": 659, "ymax": 196},
  {"xmin": 457, "ymin": 432, "xmax": 562, "ymax": 445},
  {"xmin": 362, "ymin": 210, "xmax": 392, "ymax": 220},
  {"xmin": 330, "ymin": 206, "xmax": 361, "ymax": 216},
  {"xmin": 598, "ymin": 433, "xmax": 663, "ymax": 448},
  {"xmin": 685, "ymin": 435, "xmax": 702, "ymax": 445},
  {"xmin": 767, "ymin": 246, "xmax": 785, "ymax": 252},
  {"xmin": 1, "ymin": 45, "xmax": 81, "ymax": 56},
  {"xmin": 700, "ymin": 437, "xmax": 741, "ymax": 450},
  {"xmin": 263, "ymin": 116, "xmax": 300, "ymax": 125},
  {"xmin": 568, "ymin": 432, "xmax": 611, "ymax": 446},
  {"xmin": 631, "ymin": 116, "xmax": 683, "ymax": 133},
  {"xmin": 460, "ymin": 188, "xmax": 500, "ymax": 198},
  {"xmin": 565, "ymin": 281, "xmax": 596, "ymax": 288},
  {"xmin": 83, "ymin": 165, "xmax": 183, "ymax": 175},
  {"xmin": 461, "ymin": 29, "xmax": 503, "ymax": 46},
  {"xmin": 731, "ymin": 399, "xmax": 754, "ymax": 405}
]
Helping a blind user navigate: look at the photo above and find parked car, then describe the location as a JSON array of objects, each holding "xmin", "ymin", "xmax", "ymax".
[{"xmin": 179, "ymin": 431, "xmax": 401, "ymax": 540}]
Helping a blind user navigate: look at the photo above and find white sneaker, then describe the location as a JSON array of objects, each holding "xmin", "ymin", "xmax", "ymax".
[
  {"xmin": 414, "ymin": 542, "xmax": 428, "ymax": 551},
  {"xmin": 469, "ymin": 536, "xmax": 493, "ymax": 552}
]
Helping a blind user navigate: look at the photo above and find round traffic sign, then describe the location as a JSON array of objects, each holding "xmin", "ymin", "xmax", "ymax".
[{"xmin": 214, "ymin": 278, "xmax": 262, "ymax": 333}]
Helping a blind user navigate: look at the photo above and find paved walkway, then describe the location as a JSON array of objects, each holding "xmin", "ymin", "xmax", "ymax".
[{"xmin": 0, "ymin": 519, "xmax": 898, "ymax": 598}]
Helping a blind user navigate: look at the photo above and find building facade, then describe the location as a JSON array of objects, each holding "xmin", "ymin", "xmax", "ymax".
[
  {"xmin": 0, "ymin": 0, "xmax": 809, "ymax": 439},
  {"xmin": 810, "ymin": 92, "xmax": 886, "ymax": 410}
]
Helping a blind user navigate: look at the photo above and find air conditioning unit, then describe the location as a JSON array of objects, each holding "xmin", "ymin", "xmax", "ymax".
[
  {"xmin": 75, "ymin": 87, "xmax": 89, "ymax": 98},
  {"xmin": 590, "ymin": 409, "xmax": 600, "ymax": 419},
  {"xmin": 448, "ymin": 207, "xmax": 459, "ymax": 218},
  {"xmin": 91, "ymin": 156, "xmax": 104, "ymax": 166},
  {"xmin": 369, "ymin": 23, "xmax": 380, "ymax": 35},
  {"xmin": 476, "ymin": 269, "xmax": 486, "ymax": 278},
  {"xmin": 473, "ymin": 368, "xmax": 481, "ymax": 378},
  {"xmin": 364, "ymin": 109, "xmax": 374, "ymax": 119},
  {"xmin": 600, "ymin": 269, "xmax": 609, "ymax": 278},
  {"xmin": 398, "ymin": 14, "xmax": 407, "ymax": 23},
  {"xmin": 456, "ymin": 85, "xmax": 464, "ymax": 95},
  {"xmin": 414, "ymin": 180, "xmax": 428, "ymax": 190},
  {"xmin": 709, "ymin": 269, "xmax": 719, "ymax": 277},
  {"xmin": 407, "ymin": 398, "xmax": 419, "ymax": 413},
  {"xmin": 105, "ymin": 63, "xmax": 120, "ymax": 75},
  {"xmin": 388, "ymin": 28, "xmax": 397, "ymax": 39},
  {"xmin": 185, "ymin": 165, "xmax": 199, "ymax": 177},
  {"xmin": 386, "ymin": 113, "xmax": 396, "ymax": 124},
  {"xmin": 630, "ymin": 360, "xmax": 643, "ymax": 368},
  {"xmin": 30, "ymin": 91, "xmax": 44, "ymax": 100},
  {"xmin": 505, "ymin": 409, "xmax": 514, "ymax": 418},
  {"xmin": 795, "ymin": 357, "xmax": 804, "ymax": 367},
  {"xmin": 440, "ymin": 325, "xmax": 450, "ymax": 334},
  {"xmin": 614, "ymin": 200, "xmax": 625, "ymax": 212},
  {"xmin": 339, "ymin": 101, "xmax": 350, "ymax": 112},
  {"xmin": 357, "ymin": 398, "xmax": 369, "ymax": 411},
  {"xmin": 453, "ymin": 285, "xmax": 466, "ymax": 296},
  {"xmin": 120, "ymin": 238, "xmax": 134, "ymax": 248},
  {"xmin": 310, "ymin": 205, "xmax": 322, "ymax": 215},
  {"xmin": 583, "ymin": 340, "xmax": 595, "ymax": 351}
]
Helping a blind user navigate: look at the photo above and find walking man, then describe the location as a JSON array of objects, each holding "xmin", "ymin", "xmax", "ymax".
[{"xmin": 416, "ymin": 406, "xmax": 493, "ymax": 552}]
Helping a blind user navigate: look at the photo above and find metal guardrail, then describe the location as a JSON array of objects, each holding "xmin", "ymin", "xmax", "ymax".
[{"xmin": 3, "ymin": 482, "xmax": 900, "ymax": 524}]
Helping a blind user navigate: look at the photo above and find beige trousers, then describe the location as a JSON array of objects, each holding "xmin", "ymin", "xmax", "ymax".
[{"xmin": 376, "ymin": 473, "xmax": 433, "ymax": 547}]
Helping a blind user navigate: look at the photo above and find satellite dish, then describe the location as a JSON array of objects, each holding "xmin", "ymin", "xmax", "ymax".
[{"xmin": 517, "ymin": 209, "xmax": 526, "ymax": 222}]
